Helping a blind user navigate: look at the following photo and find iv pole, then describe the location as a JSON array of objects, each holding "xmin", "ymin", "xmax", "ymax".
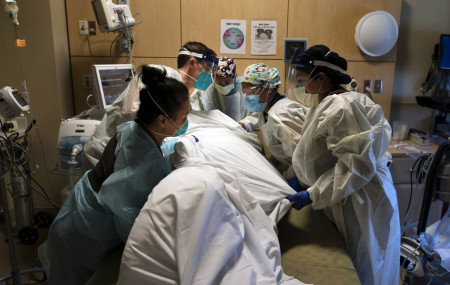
[
  {"xmin": 0, "ymin": 5, "xmax": 46, "ymax": 283},
  {"xmin": 0, "ymin": 153, "xmax": 45, "ymax": 284}
]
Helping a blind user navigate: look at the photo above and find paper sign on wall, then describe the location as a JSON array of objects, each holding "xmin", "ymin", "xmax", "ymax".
[
  {"xmin": 220, "ymin": 19, "xmax": 246, "ymax": 54},
  {"xmin": 251, "ymin": 20, "xmax": 277, "ymax": 55}
]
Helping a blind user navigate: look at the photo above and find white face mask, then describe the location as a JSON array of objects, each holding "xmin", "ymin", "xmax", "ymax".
[
  {"xmin": 214, "ymin": 83, "xmax": 234, "ymax": 95},
  {"xmin": 294, "ymin": 72, "xmax": 320, "ymax": 108},
  {"xmin": 294, "ymin": 87, "xmax": 319, "ymax": 108}
]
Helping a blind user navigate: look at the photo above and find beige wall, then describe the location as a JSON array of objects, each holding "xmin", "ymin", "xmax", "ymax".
[
  {"xmin": 0, "ymin": 0, "xmax": 72, "ymax": 209},
  {"xmin": 67, "ymin": 0, "xmax": 402, "ymax": 119}
]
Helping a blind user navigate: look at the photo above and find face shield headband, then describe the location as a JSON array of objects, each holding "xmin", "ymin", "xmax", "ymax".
[
  {"xmin": 290, "ymin": 53, "xmax": 345, "ymax": 74},
  {"xmin": 178, "ymin": 49, "xmax": 219, "ymax": 67}
]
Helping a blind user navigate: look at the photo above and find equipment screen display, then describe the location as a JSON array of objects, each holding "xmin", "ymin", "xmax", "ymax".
[
  {"xmin": 92, "ymin": 0, "xmax": 107, "ymax": 26},
  {"xmin": 98, "ymin": 68, "xmax": 133, "ymax": 107},
  {"xmin": 440, "ymin": 34, "xmax": 450, "ymax": 70},
  {"xmin": 12, "ymin": 90, "xmax": 27, "ymax": 107}
]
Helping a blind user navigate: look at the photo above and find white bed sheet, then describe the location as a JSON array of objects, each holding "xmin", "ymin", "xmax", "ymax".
[{"xmin": 118, "ymin": 110, "xmax": 306, "ymax": 284}]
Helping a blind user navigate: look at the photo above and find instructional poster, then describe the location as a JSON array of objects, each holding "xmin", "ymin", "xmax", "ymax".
[
  {"xmin": 220, "ymin": 19, "xmax": 246, "ymax": 54},
  {"xmin": 251, "ymin": 20, "xmax": 277, "ymax": 55}
]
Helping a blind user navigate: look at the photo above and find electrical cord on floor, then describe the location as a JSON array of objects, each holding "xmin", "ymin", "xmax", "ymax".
[
  {"xmin": 29, "ymin": 175, "xmax": 60, "ymax": 210},
  {"xmin": 402, "ymin": 154, "xmax": 432, "ymax": 235}
]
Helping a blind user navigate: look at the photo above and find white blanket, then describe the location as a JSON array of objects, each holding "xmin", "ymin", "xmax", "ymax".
[{"xmin": 118, "ymin": 110, "xmax": 307, "ymax": 285}]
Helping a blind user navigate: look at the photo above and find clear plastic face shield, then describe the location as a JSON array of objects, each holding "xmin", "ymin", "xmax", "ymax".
[
  {"xmin": 241, "ymin": 83, "xmax": 271, "ymax": 112},
  {"xmin": 286, "ymin": 50, "xmax": 347, "ymax": 107},
  {"xmin": 178, "ymin": 49, "xmax": 218, "ymax": 91},
  {"xmin": 286, "ymin": 50, "xmax": 317, "ymax": 104}
]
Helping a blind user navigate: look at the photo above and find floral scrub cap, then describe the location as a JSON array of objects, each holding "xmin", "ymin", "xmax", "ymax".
[
  {"xmin": 242, "ymin": 63, "xmax": 281, "ymax": 88},
  {"xmin": 215, "ymin": 57, "xmax": 237, "ymax": 78}
]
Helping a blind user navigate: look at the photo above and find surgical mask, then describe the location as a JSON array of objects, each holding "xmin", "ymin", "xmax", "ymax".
[
  {"xmin": 294, "ymin": 71, "xmax": 320, "ymax": 108},
  {"xmin": 194, "ymin": 70, "xmax": 212, "ymax": 91},
  {"xmin": 215, "ymin": 83, "xmax": 234, "ymax": 95},
  {"xmin": 245, "ymin": 95, "xmax": 267, "ymax": 112},
  {"xmin": 178, "ymin": 63, "xmax": 213, "ymax": 91},
  {"xmin": 243, "ymin": 85, "xmax": 270, "ymax": 112},
  {"xmin": 173, "ymin": 120, "xmax": 188, "ymax": 136},
  {"xmin": 294, "ymin": 87, "xmax": 319, "ymax": 108}
]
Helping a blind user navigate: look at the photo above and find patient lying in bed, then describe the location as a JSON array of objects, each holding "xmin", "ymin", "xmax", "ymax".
[{"xmin": 117, "ymin": 110, "xmax": 308, "ymax": 284}]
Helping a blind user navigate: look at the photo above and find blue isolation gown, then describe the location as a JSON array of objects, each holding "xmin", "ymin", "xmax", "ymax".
[{"xmin": 38, "ymin": 120, "xmax": 171, "ymax": 285}]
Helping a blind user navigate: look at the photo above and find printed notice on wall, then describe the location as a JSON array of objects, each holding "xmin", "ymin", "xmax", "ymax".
[
  {"xmin": 220, "ymin": 19, "xmax": 246, "ymax": 54},
  {"xmin": 251, "ymin": 20, "xmax": 276, "ymax": 55}
]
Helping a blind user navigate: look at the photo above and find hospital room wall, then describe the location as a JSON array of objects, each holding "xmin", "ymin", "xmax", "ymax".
[
  {"xmin": 67, "ymin": 0, "xmax": 402, "ymax": 119},
  {"xmin": 390, "ymin": 0, "xmax": 450, "ymax": 134},
  {"xmin": 0, "ymin": 0, "xmax": 72, "ymax": 210}
]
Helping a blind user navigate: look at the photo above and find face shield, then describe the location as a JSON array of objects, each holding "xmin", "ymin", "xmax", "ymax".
[
  {"xmin": 286, "ymin": 50, "xmax": 316, "ymax": 102},
  {"xmin": 178, "ymin": 49, "xmax": 218, "ymax": 91},
  {"xmin": 286, "ymin": 50, "xmax": 348, "ymax": 107}
]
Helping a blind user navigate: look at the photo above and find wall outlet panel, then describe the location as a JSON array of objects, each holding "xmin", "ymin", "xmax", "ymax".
[
  {"xmin": 374, "ymin": 80, "xmax": 383, "ymax": 93},
  {"xmin": 79, "ymin": 20, "xmax": 88, "ymax": 35},
  {"xmin": 88, "ymin": 21, "xmax": 96, "ymax": 36},
  {"xmin": 363, "ymin": 79, "xmax": 372, "ymax": 93}
]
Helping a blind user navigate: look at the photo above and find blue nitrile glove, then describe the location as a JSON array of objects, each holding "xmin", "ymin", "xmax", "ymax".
[
  {"xmin": 287, "ymin": 177, "xmax": 301, "ymax": 191},
  {"xmin": 286, "ymin": 190, "xmax": 312, "ymax": 210},
  {"xmin": 161, "ymin": 137, "xmax": 180, "ymax": 157}
]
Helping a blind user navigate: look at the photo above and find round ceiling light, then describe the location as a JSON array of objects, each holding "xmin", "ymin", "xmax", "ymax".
[{"xmin": 355, "ymin": 11, "xmax": 398, "ymax": 57}]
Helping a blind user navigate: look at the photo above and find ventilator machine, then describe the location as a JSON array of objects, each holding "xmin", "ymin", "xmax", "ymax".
[
  {"xmin": 400, "ymin": 142, "xmax": 450, "ymax": 284},
  {"xmin": 57, "ymin": 118, "xmax": 100, "ymax": 201}
]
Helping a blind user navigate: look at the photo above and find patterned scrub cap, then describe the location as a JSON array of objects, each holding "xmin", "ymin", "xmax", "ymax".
[
  {"xmin": 215, "ymin": 57, "xmax": 236, "ymax": 78},
  {"xmin": 242, "ymin": 63, "xmax": 281, "ymax": 88}
]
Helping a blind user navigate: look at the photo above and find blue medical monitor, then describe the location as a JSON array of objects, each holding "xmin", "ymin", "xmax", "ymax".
[
  {"xmin": 439, "ymin": 34, "xmax": 450, "ymax": 70},
  {"xmin": 92, "ymin": 64, "xmax": 134, "ymax": 110}
]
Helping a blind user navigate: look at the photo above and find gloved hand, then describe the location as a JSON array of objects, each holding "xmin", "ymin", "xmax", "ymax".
[
  {"xmin": 161, "ymin": 137, "xmax": 180, "ymax": 157},
  {"xmin": 287, "ymin": 177, "xmax": 301, "ymax": 191},
  {"xmin": 286, "ymin": 190, "xmax": 312, "ymax": 210}
]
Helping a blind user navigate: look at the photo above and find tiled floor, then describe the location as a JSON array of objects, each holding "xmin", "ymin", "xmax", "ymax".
[{"xmin": 0, "ymin": 224, "xmax": 49, "ymax": 284}]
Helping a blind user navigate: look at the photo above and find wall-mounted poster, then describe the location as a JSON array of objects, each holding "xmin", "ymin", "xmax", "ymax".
[
  {"xmin": 220, "ymin": 19, "xmax": 246, "ymax": 54},
  {"xmin": 251, "ymin": 20, "xmax": 277, "ymax": 55}
]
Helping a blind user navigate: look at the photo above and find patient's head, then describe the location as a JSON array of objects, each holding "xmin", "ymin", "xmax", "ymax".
[{"xmin": 138, "ymin": 65, "xmax": 190, "ymax": 144}]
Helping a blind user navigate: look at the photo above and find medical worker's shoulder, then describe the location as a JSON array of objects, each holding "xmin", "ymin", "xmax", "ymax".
[
  {"xmin": 269, "ymin": 97, "xmax": 308, "ymax": 117},
  {"xmin": 315, "ymin": 93, "xmax": 355, "ymax": 123},
  {"xmin": 115, "ymin": 121, "xmax": 159, "ymax": 150}
]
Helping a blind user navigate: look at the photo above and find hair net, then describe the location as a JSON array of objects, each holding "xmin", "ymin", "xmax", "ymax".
[
  {"xmin": 215, "ymin": 57, "xmax": 236, "ymax": 78},
  {"xmin": 242, "ymin": 63, "xmax": 281, "ymax": 89}
]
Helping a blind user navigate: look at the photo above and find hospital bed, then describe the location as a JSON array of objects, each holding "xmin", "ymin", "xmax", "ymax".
[{"xmin": 86, "ymin": 110, "xmax": 360, "ymax": 284}]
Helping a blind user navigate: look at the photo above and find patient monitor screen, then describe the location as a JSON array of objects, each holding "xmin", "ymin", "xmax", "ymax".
[
  {"xmin": 12, "ymin": 89, "xmax": 28, "ymax": 107},
  {"xmin": 94, "ymin": 65, "xmax": 133, "ymax": 109},
  {"xmin": 440, "ymin": 34, "xmax": 450, "ymax": 70}
]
